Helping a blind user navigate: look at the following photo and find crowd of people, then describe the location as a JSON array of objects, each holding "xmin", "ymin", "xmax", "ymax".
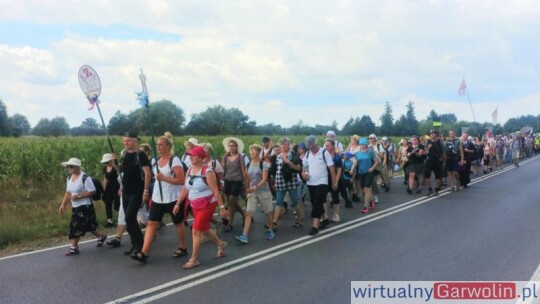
[{"xmin": 58, "ymin": 129, "xmax": 539, "ymax": 267}]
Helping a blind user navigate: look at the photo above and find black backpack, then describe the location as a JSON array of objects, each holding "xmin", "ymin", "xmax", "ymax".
[
  {"xmin": 71, "ymin": 174, "xmax": 103, "ymax": 201},
  {"xmin": 445, "ymin": 141, "xmax": 458, "ymax": 160}
]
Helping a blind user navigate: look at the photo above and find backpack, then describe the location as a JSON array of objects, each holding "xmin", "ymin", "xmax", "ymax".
[
  {"xmin": 210, "ymin": 159, "xmax": 223, "ymax": 188},
  {"xmin": 156, "ymin": 155, "xmax": 181, "ymax": 177},
  {"xmin": 305, "ymin": 149, "xmax": 331, "ymax": 185},
  {"xmin": 445, "ymin": 141, "xmax": 458, "ymax": 160},
  {"xmin": 271, "ymin": 151, "xmax": 301, "ymax": 182},
  {"xmin": 369, "ymin": 144, "xmax": 383, "ymax": 172},
  {"xmin": 180, "ymin": 153, "xmax": 190, "ymax": 173},
  {"xmin": 427, "ymin": 140, "xmax": 445, "ymax": 161},
  {"xmin": 68, "ymin": 174, "xmax": 103, "ymax": 201},
  {"xmin": 187, "ymin": 165, "xmax": 211, "ymax": 186}
]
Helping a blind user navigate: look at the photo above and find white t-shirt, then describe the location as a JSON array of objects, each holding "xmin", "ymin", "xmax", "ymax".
[
  {"xmin": 181, "ymin": 153, "xmax": 191, "ymax": 169},
  {"xmin": 66, "ymin": 171, "xmax": 96, "ymax": 208},
  {"xmin": 186, "ymin": 166, "xmax": 217, "ymax": 203},
  {"xmin": 152, "ymin": 156, "xmax": 183, "ymax": 204},
  {"xmin": 303, "ymin": 148, "xmax": 333, "ymax": 186}
]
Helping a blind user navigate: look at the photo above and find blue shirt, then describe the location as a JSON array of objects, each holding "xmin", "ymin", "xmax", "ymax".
[{"xmin": 354, "ymin": 149, "xmax": 375, "ymax": 174}]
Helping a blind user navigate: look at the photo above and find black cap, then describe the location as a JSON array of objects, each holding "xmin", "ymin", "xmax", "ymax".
[
  {"xmin": 430, "ymin": 129, "xmax": 439, "ymax": 135},
  {"xmin": 262, "ymin": 136, "xmax": 270, "ymax": 143},
  {"xmin": 124, "ymin": 131, "xmax": 140, "ymax": 140}
]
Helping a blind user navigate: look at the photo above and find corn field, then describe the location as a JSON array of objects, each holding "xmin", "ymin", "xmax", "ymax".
[{"xmin": 1, "ymin": 134, "xmax": 348, "ymax": 248}]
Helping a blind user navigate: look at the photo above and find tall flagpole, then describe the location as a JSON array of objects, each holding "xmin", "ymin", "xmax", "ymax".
[
  {"xmin": 465, "ymin": 86, "xmax": 476, "ymax": 123},
  {"xmin": 137, "ymin": 69, "xmax": 163, "ymax": 202},
  {"xmin": 458, "ymin": 77, "xmax": 476, "ymax": 124}
]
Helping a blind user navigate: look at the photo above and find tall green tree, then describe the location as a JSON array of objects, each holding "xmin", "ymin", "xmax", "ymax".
[
  {"xmin": 108, "ymin": 111, "xmax": 134, "ymax": 135},
  {"xmin": 379, "ymin": 101, "xmax": 394, "ymax": 135},
  {"xmin": 32, "ymin": 118, "xmax": 51, "ymax": 136},
  {"xmin": 358, "ymin": 115, "xmax": 376, "ymax": 135},
  {"xmin": 130, "ymin": 99, "xmax": 185, "ymax": 136},
  {"xmin": 8, "ymin": 113, "xmax": 30, "ymax": 137},
  {"xmin": 0, "ymin": 100, "xmax": 10, "ymax": 136},
  {"xmin": 404, "ymin": 101, "xmax": 419, "ymax": 135},
  {"xmin": 49, "ymin": 117, "xmax": 70, "ymax": 136},
  {"xmin": 184, "ymin": 105, "xmax": 250, "ymax": 135}
]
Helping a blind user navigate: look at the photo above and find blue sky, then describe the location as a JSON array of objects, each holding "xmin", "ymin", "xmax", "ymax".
[{"xmin": 0, "ymin": 0, "xmax": 539, "ymax": 130}]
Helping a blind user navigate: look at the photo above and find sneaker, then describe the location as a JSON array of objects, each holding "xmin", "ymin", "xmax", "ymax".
[
  {"xmin": 426, "ymin": 189, "xmax": 433, "ymax": 196},
  {"xmin": 331, "ymin": 214, "xmax": 341, "ymax": 223},
  {"xmin": 106, "ymin": 237, "xmax": 121, "ymax": 247},
  {"xmin": 308, "ymin": 227, "xmax": 319, "ymax": 236},
  {"xmin": 442, "ymin": 181, "xmax": 448, "ymax": 186},
  {"xmin": 64, "ymin": 247, "xmax": 80, "ymax": 256},
  {"xmin": 361, "ymin": 207, "xmax": 369, "ymax": 214},
  {"xmin": 433, "ymin": 190, "xmax": 439, "ymax": 196},
  {"xmin": 104, "ymin": 221, "xmax": 114, "ymax": 228},
  {"xmin": 265, "ymin": 230, "xmax": 275, "ymax": 240},
  {"xmin": 234, "ymin": 234, "xmax": 249, "ymax": 244},
  {"xmin": 352, "ymin": 194, "xmax": 360, "ymax": 202},
  {"xmin": 406, "ymin": 188, "xmax": 412, "ymax": 194}
]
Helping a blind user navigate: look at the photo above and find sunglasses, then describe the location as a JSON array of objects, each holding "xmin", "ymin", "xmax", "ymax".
[{"xmin": 188, "ymin": 175, "xmax": 203, "ymax": 186}]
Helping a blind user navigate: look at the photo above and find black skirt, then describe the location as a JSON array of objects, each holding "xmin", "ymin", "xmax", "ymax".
[{"xmin": 68, "ymin": 204, "xmax": 98, "ymax": 239}]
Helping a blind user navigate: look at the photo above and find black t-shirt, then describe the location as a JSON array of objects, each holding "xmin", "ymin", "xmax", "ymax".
[
  {"xmin": 407, "ymin": 144, "xmax": 425, "ymax": 164},
  {"xmin": 426, "ymin": 139, "xmax": 444, "ymax": 161},
  {"xmin": 102, "ymin": 166, "xmax": 120, "ymax": 195},
  {"xmin": 122, "ymin": 150, "xmax": 150, "ymax": 194}
]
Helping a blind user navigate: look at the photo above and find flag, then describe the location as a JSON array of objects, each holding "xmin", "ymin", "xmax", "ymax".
[
  {"xmin": 491, "ymin": 107, "xmax": 498, "ymax": 124},
  {"xmin": 458, "ymin": 78, "xmax": 467, "ymax": 96}
]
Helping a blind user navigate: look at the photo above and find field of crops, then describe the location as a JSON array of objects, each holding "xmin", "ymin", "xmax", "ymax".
[{"xmin": 0, "ymin": 134, "xmax": 349, "ymax": 249}]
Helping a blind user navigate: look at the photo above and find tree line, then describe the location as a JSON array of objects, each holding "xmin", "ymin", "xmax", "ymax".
[{"xmin": 0, "ymin": 99, "xmax": 538, "ymax": 137}]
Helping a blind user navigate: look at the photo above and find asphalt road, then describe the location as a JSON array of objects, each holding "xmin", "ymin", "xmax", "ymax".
[{"xmin": 1, "ymin": 156, "xmax": 540, "ymax": 304}]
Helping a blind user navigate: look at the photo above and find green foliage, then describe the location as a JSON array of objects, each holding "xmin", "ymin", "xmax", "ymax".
[
  {"xmin": 32, "ymin": 117, "xmax": 70, "ymax": 136},
  {"xmin": 379, "ymin": 101, "xmax": 394, "ymax": 135},
  {"xmin": 8, "ymin": 114, "xmax": 31, "ymax": 137},
  {"xmin": 130, "ymin": 99, "xmax": 185, "ymax": 135},
  {"xmin": 0, "ymin": 100, "xmax": 10, "ymax": 136}
]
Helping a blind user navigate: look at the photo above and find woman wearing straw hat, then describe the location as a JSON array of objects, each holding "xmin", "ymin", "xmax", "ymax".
[
  {"xmin": 100, "ymin": 153, "xmax": 120, "ymax": 227},
  {"xmin": 181, "ymin": 138, "xmax": 200, "ymax": 169},
  {"xmin": 221, "ymin": 137, "xmax": 248, "ymax": 232},
  {"xmin": 59, "ymin": 158, "xmax": 107, "ymax": 256}
]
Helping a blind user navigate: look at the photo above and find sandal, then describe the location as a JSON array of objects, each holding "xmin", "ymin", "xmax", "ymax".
[
  {"xmin": 64, "ymin": 247, "xmax": 79, "ymax": 256},
  {"xmin": 124, "ymin": 246, "xmax": 135, "ymax": 255},
  {"xmin": 130, "ymin": 252, "xmax": 148, "ymax": 263},
  {"xmin": 215, "ymin": 241, "xmax": 227, "ymax": 258},
  {"xmin": 96, "ymin": 235, "xmax": 107, "ymax": 247},
  {"xmin": 183, "ymin": 259, "xmax": 200, "ymax": 269},
  {"xmin": 172, "ymin": 247, "xmax": 188, "ymax": 258}
]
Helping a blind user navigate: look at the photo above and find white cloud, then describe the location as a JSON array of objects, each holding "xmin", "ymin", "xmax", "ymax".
[{"xmin": 0, "ymin": 0, "xmax": 539, "ymax": 131}]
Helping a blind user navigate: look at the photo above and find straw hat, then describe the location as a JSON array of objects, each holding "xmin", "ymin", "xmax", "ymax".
[
  {"xmin": 61, "ymin": 158, "xmax": 83, "ymax": 168},
  {"xmin": 100, "ymin": 153, "xmax": 113, "ymax": 163},
  {"xmin": 183, "ymin": 137, "xmax": 200, "ymax": 148},
  {"xmin": 222, "ymin": 137, "xmax": 244, "ymax": 153}
]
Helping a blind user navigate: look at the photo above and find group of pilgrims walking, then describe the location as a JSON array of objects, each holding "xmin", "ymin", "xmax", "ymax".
[{"xmin": 59, "ymin": 129, "xmax": 539, "ymax": 268}]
